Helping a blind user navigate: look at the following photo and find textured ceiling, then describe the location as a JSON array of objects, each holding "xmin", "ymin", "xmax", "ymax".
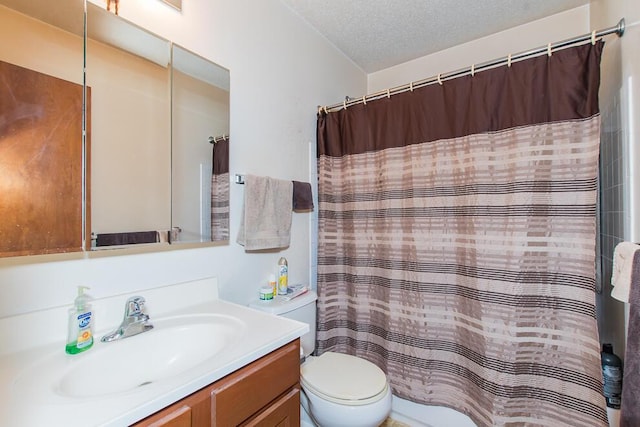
[{"xmin": 280, "ymin": 0, "xmax": 591, "ymax": 73}]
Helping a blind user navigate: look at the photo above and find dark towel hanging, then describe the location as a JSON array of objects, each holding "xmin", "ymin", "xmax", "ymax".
[
  {"xmin": 292, "ymin": 181, "xmax": 314, "ymax": 212},
  {"xmin": 96, "ymin": 231, "xmax": 159, "ymax": 247}
]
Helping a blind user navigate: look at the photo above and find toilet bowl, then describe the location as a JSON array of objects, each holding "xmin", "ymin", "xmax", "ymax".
[
  {"xmin": 249, "ymin": 290, "xmax": 392, "ymax": 427},
  {"xmin": 300, "ymin": 351, "xmax": 392, "ymax": 427}
]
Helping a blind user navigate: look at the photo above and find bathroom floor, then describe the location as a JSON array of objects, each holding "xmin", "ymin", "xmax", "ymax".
[{"xmin": 380, "ymin": 418, "xmax": 411, "ymax": 427}]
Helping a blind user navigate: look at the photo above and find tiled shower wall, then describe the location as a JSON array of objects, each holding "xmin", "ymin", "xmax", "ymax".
[
  {"xmin": 597, "ymin": 92, "xmax": 628, "ymax": 355},
  {"xmin": 600, "ymin": 94, "xmax": 627, "ymax": 291}
]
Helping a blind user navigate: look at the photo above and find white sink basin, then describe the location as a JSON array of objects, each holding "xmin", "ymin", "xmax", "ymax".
[
  {"xmin": 0, "ymin": 279, "xmax": 309, "ymax": 427},
  {"xmin": 14, "ymin": 313, "xmax": 247, "ymax": 399}
]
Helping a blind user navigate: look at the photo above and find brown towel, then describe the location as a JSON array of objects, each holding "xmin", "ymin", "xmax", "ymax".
[
  {"xmin": 621, "ymin": 249, "xmax": 640, "ymax": 426},
  {"xmin": 292, "ymin": 181, "xmax": 314, "ymax": 211}
]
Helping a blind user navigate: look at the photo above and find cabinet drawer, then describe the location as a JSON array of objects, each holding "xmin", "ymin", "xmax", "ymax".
[
  {"xmin": 241, "ymin": 387, "xmax": 300, "ymax": 427},
  {"xmin": 133, "ymin": 386, "xmax": 211, "ymax": 427},
  {"xmin": 211, "ymin": 340, "xmax": 300, "ymax": 426}
]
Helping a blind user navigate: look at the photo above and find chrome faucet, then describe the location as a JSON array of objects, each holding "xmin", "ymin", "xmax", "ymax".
[{"xmin": 101, "ymin": 296, "xmax": 154, "ymax": 342}]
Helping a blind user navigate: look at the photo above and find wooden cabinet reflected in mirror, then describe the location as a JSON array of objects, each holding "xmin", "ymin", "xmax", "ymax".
[{"xmin": 0, "ymin": 61, "xmax": 87, "ymax": 256}]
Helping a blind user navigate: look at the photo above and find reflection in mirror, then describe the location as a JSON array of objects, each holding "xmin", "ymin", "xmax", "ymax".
[
  {"xmin": 171, "ymin": 45, "xmax": 230, "ymax": 244},
  {"xmin": 0, "ymin": 0, "xmax": 87, "ymax": 257},
  {"xmin": 86, "ymin": 3, "xmax": 172, "ymax": 248},
  {"xmin": 210, "ymin": 136, "xmax": 230, "ymax": 242}
]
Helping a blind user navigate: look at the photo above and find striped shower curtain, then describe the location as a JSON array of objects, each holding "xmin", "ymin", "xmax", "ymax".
[
  {"xmin": 316, "ymin": 42, "xmax": 607, "ymax": 426},
  {"xmin": 211, "ymin": 137, "xmax": 229, "ymax": 241}
]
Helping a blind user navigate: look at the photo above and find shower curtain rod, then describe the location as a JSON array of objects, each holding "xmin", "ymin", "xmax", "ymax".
[{"xmin": 319, "ymin": 18, "xmax": 625, "ymax": 114}]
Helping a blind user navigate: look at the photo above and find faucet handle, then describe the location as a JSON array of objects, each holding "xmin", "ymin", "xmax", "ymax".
[{"xmin": 125, "ymin": 296, "xmax": 146, "ymax": 317}]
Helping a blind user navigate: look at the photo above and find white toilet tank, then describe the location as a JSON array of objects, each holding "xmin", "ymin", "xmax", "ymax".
[{"xmin": 249, "ymin": 290, "xmax": 317, "ymax": 358}]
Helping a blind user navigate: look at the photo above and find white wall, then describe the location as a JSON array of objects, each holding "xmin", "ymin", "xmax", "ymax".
[
  {"xmin": 368, "ymin": 6, "xmax": 590, "ymax": 93},
  {"xmin": 0, "ymin": 0, "xmax": 365, "ymax": 318}
]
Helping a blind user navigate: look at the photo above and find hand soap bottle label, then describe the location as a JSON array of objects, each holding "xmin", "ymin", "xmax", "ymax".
[{"xmin": 76, "ymin": 311, "xmax": 93, "ymax": 349}]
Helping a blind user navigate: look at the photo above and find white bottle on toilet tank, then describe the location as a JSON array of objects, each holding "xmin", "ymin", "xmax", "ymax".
[{"xmin": 277, "ymin": 257, "xmax": 288, "ymax": 295}]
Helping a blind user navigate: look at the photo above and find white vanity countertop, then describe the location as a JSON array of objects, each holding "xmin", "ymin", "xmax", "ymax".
[{"xmin": 0, "ymin": 278, "xmax": 308, "ymax": 426}]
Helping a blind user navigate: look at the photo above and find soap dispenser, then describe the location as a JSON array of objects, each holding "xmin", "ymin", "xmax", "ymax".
[{"xmin": 65, "ymin": 286, "xmax": 94, "ymax": 354}]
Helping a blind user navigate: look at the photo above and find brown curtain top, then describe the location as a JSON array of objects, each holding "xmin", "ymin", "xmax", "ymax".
[{"xmin": 317, "ymin": 42, "xmax": 603, "ymax": 158}]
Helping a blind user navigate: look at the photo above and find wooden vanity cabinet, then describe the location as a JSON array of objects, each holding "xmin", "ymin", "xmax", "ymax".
[{"xmin": 133, "ymin": 340, "xmax": 301, "ymax": 427}]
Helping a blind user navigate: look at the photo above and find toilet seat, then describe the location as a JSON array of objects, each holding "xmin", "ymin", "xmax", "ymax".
[{"xmin": 300, "ymin": 352, "xmax": 389, "ymax": 406}]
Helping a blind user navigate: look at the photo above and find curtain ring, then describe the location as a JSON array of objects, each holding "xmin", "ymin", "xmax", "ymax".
[
  {"xmin": 362, "ymin": 95, "xmax": 367, "ymax": 105},
  {"xmin": 409, "ymin": 81, "xmax": 414, "ymax": 92},
  {"xmin": 387, "ymin": 89, "xmax": 391, "ymax": 99},
  {"xmin": 323, "ymin": 106, "xmax": 328, "ymax": 114},
  {"xmin": 343, "ymin": 100, "xmax": 347, "ymax": 110},
  {"xmin": 547, "ymin": 43, "xmax": 552, "ymax": 57},
  {"xmin": 507, "ymin": 54, "xmax": 512, "ymax": 68},
  {"xmin": 591, "ymin": 30, "xmax": 597, "ymax": 45},
  {"xmin": 471, "ymin": 64, "xmax": 475, "ymax": 77},
  {"xmin": 437, "ymin": 73, "xmax": 443, "ymax": 85}
]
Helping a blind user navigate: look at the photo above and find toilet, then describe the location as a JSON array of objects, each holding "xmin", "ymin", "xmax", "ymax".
[{"xmin": 249, "ymin": 290, "xmax": 392, "ymax": 427}]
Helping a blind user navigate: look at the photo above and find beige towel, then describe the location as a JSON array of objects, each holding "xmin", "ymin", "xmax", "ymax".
[
  {"xmin": 611, "ymin": 242, "xmax": 640, "ymax": 302},
  {"xmin": 236, "ymin": 175, "xmax": 293, "ymax": 250},
  {"xmin": 621, "ymin": 249, "xmax": 640, "ymax": 426}
]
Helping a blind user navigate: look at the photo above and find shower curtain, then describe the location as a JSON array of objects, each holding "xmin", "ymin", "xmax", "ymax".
[
  {"xmin": 211, "ymin": 137, "xmax": 229, "ymax": 241},
  {"xmin": 316, "ymin": 42, "xmax": 607, "ymax": 426}
]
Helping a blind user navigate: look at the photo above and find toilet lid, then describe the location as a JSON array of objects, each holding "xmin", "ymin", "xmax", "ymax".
[{"xmin": 301, "ymin": 352, "xmax": 388, "ymax": 403}]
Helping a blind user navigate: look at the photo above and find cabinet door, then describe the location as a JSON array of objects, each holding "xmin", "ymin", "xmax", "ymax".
[
  {"xmin": 211, "ymin": 340, "xmax": 300, "ymax": 426},
  {"xmin": 240, "ymin": 387, "xmax": 300, "ymax": 427}
]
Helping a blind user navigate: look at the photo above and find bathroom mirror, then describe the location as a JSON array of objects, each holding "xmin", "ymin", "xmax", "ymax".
[
  {"xmin": 86, "ymin": 3, "xmax": 172, "ymax": 248},
  {"xmin": 0, "ymin": 0, "xmax": 231, "ymax": 256},
  {"xmin": 0, "ymin": 0, "xmax": 87, "ymax": 257},
  {"xmin": 88, "ymin": 2, "xmax": 231, "ymax": 248},
  {"xmin": 170, "ymin": 45, "xmax": 230, "ymax": 244}
]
